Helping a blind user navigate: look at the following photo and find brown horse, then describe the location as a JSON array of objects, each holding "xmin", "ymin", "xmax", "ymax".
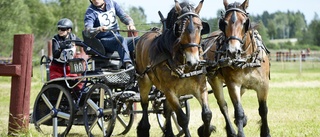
[
  {"xmin": 202, "ymin": 0, "xmax": 270, "ymax": 137},
  {"xmin": 135, "ymin": 0, "xmax": 214, "ymax": 137}
]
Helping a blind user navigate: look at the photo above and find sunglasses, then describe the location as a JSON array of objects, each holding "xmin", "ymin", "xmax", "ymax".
[{"xmin": 58, "ymin": 28, "xmax": 68, "ymax": 31}]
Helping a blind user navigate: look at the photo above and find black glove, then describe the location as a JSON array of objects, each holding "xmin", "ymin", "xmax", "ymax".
[{"xmin": 59, "ymin": 41, "xmax": 72, "ymax": 49}]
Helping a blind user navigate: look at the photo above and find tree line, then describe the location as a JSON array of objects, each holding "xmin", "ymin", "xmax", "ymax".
[{"xmin": 0, "ymin": 0, "xmax": 319, "ymax": 57}]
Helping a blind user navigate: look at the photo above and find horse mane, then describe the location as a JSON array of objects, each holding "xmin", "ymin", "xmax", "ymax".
[{"xmin": 150, "ymin": 2, "xmax": 195, "ymax": 60}]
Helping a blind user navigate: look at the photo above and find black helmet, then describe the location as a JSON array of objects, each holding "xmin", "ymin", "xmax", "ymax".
[{"xmin": 57, "ymin": 18, "xmax": 73, "ymax": 29}]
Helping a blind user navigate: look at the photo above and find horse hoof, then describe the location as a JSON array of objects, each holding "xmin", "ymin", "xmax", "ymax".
[
  {"xmin": 243, "ymin": 115, "xmax": 248, "ymax": 127},
  {"xmin": 137, "ymin": 130, "xmax": 149, "ymax": 137},
  {"xmin": 197, "ymin": 125, "xmax": 216, "ymax": 137},
  {"xmin": 164, "ymin": 132, "xmax": 175, "ymax": 137},
  {"xmin": 227, "ymin": 134, "xmax": 237, "ymax": 137},
  {"xmin": 137, "ymin": 121, "xmax": 150, "ymax": 137},
  {"xmin": 209, "ymin": 125, "xmax": 216, "ymax": 133}
]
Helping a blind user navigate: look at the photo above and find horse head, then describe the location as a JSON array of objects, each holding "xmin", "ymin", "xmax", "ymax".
[
  {"xmin": 170, "ymin": 0, "xmax": 205, "ymax": 67},
  {"xmin": 219, "ymin": 0, "xmax": 250, "ymax": 59}
]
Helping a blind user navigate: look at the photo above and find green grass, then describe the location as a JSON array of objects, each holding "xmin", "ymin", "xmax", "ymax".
[{"xmin": 0, "ymin": 61, "xmax": 320, "ymax": 136}]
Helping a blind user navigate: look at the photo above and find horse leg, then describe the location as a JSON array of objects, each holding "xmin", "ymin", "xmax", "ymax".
[
  {"xmin": 228, "ymin": 84, "xmax": 246, "ymax": 137},
  {"xmin": 195, "ymin": 87, "xmax": 215, "ymax": 137},
  {"xmin": 163, "ymin": 100, "xmax": 174, "ymax": 137},
  {"xmin": 137, "ymin": 78, "xmax": 152, "ymax": 137},
  {"xmin": 208, "ymin": 76, "xmax": 236, "ymax": 137},
  {"xmin": 240, "ymin": 87, "xmax": 248, "ymax": 127},
  {"xmin": 165, "ymin": 92, "xmax": 191, "ymax": 137},
  {"xmin": 257, "ymin": 88, "xmax": 270, "ymax": 137}
]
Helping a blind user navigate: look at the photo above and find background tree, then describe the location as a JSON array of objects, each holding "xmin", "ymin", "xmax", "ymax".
[
  {"xmin": 0, "ymin": 1, "xmax": 32, "ymax": 56},
  {"xmin": 307, "ymin": 15, "xmax": 320, "ymax": 46}
]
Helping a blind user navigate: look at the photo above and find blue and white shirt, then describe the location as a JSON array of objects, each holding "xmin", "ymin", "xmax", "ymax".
[{"xmin": 84, "ymin": 0, "xmax": 134, "ymax": 39}]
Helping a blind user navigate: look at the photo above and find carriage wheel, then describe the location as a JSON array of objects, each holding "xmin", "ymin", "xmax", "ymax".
[
  {"xmin": 112, "ymin": 101, "xmax": 135, "ymax": 135},
  {"xmin": 83, "ymin": 83, "xmax": 116, "ymax": 137},
  {"xmin": 156, "ymin": 99, "xmax": 190, "ymax": 136},
  {"xmin": 33, "ymin": 84, "xmax": 75, "ymax": 137}
]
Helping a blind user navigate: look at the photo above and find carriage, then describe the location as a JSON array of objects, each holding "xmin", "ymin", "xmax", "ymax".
[
  {"xmin": 31, "ymin": 26, "xmax": 193, "ymax": 137},
  {"xmin": 30, "ymin": 0, "xmax": 271, "ymax": 136}
]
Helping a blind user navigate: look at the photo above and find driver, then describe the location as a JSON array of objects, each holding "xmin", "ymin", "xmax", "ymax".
[{"xmin": 84, "ymin": 0, "xmax": 136, "ymax": 69}]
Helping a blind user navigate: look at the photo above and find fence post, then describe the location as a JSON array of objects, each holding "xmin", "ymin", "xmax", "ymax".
[
  {"xmin": 8, "ymin": 34, "xmax": 33, "ymax": 135},
  {"xmin": 299, "ymin": 53, "xmax": 302, "ymax": 73}
]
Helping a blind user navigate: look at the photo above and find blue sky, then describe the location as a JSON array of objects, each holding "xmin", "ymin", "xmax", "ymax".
[{"xmin": 116, "ymin": 0, "xmax": 319, "ymax": 24}]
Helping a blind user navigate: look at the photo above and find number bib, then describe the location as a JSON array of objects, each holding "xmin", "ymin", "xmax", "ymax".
[
  {"xmin": 97, "ymin": 9, "xmax": 117, "ymax": 28},
  {"xmin": 69, "ymin": 58, "xmax": 86, "ymax": 74}
]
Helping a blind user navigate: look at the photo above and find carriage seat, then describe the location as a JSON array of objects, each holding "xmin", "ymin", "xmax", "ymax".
[{"xmin": 82, "ymin": 31, "xmax": 120, "ymax": 70}]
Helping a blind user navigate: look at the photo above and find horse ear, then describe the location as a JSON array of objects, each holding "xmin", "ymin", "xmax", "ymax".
[
  {"xmin": 219, "ymin": 18, "xmax": 226, "ymax": 32},
  {"xmin": 223, "ymin": 0, "xmax": 228, "ymax": 10},
  {"xmin": 201, "ymin": 21, "xmax": 210, "ymax": 35},
  {"xmin": 195, "ymin": 0, "xmax": 204, "ymax": 14},
  {"xmin": 241, "ymin": 0, "xmax": 249, "ymax": 10},
  {"xmin": 244, "ymin": 18, "xmax": 250, "ymax": 32},
  {"xmin": 174, "ymin": 0, "xmax": 182, "ymax": 14}
]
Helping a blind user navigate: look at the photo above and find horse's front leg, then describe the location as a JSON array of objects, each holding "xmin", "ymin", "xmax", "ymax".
[
  {"xmin": 165, "ymin": 92, "xmax": 191, "ymax": 137},
  {"xmin": 208, "ymin": 76, "xmax": 236, "ymax": 137},
  {"xmin": 137, "ymin": 77, "xmax": 152, "ymax": 137},
  {"xmin": 227, "ymin": 84, "xmax": 246, "ymax": 137},
  {"xmin": 195, "ymin": 84, "xmax": 215, "ymax": 137},
  {"xmin": 257, "ymin": 87, "xmax": 270, "ymax": 137},
  {"xmin": 163, "ymin": 100, "xmax": 174, "ymax": 137}
]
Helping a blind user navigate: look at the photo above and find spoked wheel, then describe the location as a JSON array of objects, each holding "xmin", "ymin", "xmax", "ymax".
[
  {"xmin": 33, "ymin": 84, "xmax": 75, "ymax": 137},
  {"xmin": 83, "ymin": 83, "xmax": 116, "ymax": 137},
  {"xmin": 156, "ymin": 99, "xmax": 190, "ymax": 137},
  {"xmin": 112, "ymin": 101, "xmax": 135, "ymax": 135}
]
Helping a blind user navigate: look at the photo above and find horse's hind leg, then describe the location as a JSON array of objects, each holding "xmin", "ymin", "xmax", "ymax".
[
  {"xmin": 257, "ymin": 88, "xmax": 270, "ymax": 137},
  {"xmin": 137, "ymin": 77, "xmax": 152, "ymax": 137},
  {"xmin": 208, "ymin": 77, "xmax": 236, "ymax": 137}
]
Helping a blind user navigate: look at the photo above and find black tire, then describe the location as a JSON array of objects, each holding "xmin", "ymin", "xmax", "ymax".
[
  {"xmin": 113, "ymin": 101, "xmax": 135, "ymax": 135},
  {"xmin": 156, "ymin": 99, "xmax": 190, "ymax": 136},
  {"xmin": 33, "ymin": 84, "xmax": 75, "ymax": 137},
  {"xmin": 83, "ymin": 83, "xmax": 116, "ymax": 137}
]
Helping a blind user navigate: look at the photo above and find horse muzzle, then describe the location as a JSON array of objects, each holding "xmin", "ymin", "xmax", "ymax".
[{"xmin": 181, "ymin": 43, "xmax": 201, "ymax": 67}]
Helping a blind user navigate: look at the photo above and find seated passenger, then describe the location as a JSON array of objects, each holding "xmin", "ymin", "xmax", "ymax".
[{"xmin": 50, "ymin": 18, "xmax": 84, "ymax": 91}]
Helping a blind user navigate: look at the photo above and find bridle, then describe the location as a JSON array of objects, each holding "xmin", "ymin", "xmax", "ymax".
[
  {"xmin": 214, "ymin": 7, "xmax": 267, "ymax": 69},
  {"xmin": 174, "ymin": 11, "xmax": 202, "ymax": 49},
  {"xmin": 219, "ymin": 7, "xmax": 250, "ymax": 47},
  {"xmin": 169, "ymin": 10, "xmax": 206, "ymax": 78}
]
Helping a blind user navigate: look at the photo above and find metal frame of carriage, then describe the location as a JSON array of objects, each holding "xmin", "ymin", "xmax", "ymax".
[{"xmin": 31, "ymin": 27, "xmax": 193, "ymax": 137}]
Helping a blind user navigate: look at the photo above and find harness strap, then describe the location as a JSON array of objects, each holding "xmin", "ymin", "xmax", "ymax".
[
  {"xmin": 167, "ymin": 58, "xmax": 206, "ymax": 78},
  {"xmin": 227, "ymin": 36, "xmax": 244, "ymax": 44},
  {"xmin": 225, "ymin": 8, "xmax": 248, "ymax": 16},
  {"xmin": 181, "ymin": 43, "xmax": 200, "ymax": 49},
  {"xmin": 177, "ymin": 12, "xmax": 199, "ymax": 20}
]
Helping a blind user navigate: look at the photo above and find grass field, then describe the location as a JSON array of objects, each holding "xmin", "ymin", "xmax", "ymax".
[{"xmin": 0, "ymin": 60, "xmax": 319, "ymax": 137}]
